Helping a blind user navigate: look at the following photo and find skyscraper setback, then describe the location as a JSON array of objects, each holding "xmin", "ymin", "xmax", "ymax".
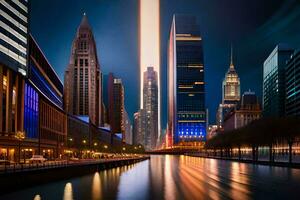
[
  {"xmin": 64, "ymin": 14, "xmax": 103, "ymax": 127},
  {"xmin": 167, "ymin": 15, "xmax": 206, "ymax": 146}
]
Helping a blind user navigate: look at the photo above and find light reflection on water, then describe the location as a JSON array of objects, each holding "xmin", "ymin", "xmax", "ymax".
[
  {"xmin": 63, "ymin": 182, "xmax": 73, "ymax": 200},
  {"xmin": 1, "ymin": 155, "xmax": 300, "ymax": 200},
  {"xmin": 92, "ymin": 172, "xmax": 101, "ymax": 200}
]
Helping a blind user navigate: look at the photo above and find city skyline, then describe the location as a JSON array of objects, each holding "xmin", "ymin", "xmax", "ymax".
[
  {"xmin": 1, "ymin": 1, "xmax": 300, "ymax": 199},
  {"xmin": 30, "ymin": 0, "xmax": 300, "ymax": 125}
]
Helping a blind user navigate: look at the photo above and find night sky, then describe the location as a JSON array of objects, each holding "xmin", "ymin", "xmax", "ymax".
[{"xmin": 30, "ymin": 0, "xmax": 300, "ymax": 127}]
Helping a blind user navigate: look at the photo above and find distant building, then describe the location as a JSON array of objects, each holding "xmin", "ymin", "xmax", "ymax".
[
  {"xmin": 285, "ymin": 50, "xmax": 300, "ymax": 116},
  {"xmin": 133, "ymin": 110, "xmax": 145, "ymax": 145},
  {"xmin": 108, "ymin": 73, "xmax": 125, "ymax": 143},
  {"xmin": 223, "ymin": 90, "xmax": 261, "ymax": 132},
  {"xmin": 263, "ymin": 44, "xmax": 294, "ymax": 117},
  {"xmin": 207, "ymin": 125, "xmax": 218, "ymax": 140},
  {"xmin": 167, "ymin": 15, "xmax": 206, "ymax": 146},
  {"xmin": 123, "ymin": 109, "xmax": 132, "ymax": 145},
  {"xmin": 64, "ymin": 14, "xmax": 103, "ymax": 127},
  {"xmin": 143, "ymin": 67, "xmax": 158, "ymax": 150},
  {"xmin": 216, "ymin": 46, "xmax": 240, "ymax": 127}
]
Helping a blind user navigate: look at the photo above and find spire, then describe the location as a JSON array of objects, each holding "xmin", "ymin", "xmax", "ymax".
[
  {"xmin": 79, "ymin": 12, "xmax": 91, "ymax": 29},
  {"xmin": 230, "ymin": 44, "xmax": 234, "ymax": 69}
]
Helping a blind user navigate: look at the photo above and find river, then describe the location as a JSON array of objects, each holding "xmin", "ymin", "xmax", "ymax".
[{"xmin": 1, "ymin": 155, "xmax": 300, "ymax": 200}]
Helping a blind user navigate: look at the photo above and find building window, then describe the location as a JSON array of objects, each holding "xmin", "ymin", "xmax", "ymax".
[{"xmin": 24, "ymin": 83, "xmax": 39, "ymax": 139}]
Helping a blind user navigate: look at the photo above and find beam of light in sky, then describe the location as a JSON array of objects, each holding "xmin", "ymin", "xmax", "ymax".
[{"xmin": 139, "ymin": 0, "xmax": 161, "ymax": 139}]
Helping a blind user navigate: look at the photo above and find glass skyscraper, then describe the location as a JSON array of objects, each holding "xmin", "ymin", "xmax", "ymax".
[
  {"xmin": 143, "ymin": 66, "xmax": 158, "ymax": 150},
  {"xmin": 0, "ymin": 0, "xmax": 29, "ymax": 135},
  {"xmin": 167, "ymin": 15, "xmax": 206, "ymax": 146},
  {"xmin": 0, "ymin": 0, "xmax": 28, "ymax": 76},
  {"xmin": 263, "ymin": 44, "xmax": 294, "ymax": 117},
  {"xmin": 285, "ymin": 50, "xmax": 300, "ymax": 116}
]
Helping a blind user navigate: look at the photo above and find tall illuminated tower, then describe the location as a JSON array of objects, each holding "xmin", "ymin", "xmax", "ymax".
[
  {"xmin": 222, "ymin": 46, "xmax": 240, "ymax": 104},
  {"xmin": 167, "ymin": 15, "xmax": 206, "ymax": 146},
  {"xmin": 139, "ymin": 0, "xmax": 160, "ymax": 139},
  {"xmin": 64, "ymin": 14, "xmax": 103, "ymax": 127},
  {"xmin": 143, "ymin": 67, "xmax": 158, "ymax": 150},
  {"xmin": 216, "ymin": 46, "xmax": 240, "ymax": 127}
]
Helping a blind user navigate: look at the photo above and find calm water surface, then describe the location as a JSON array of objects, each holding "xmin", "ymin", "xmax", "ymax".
[{"xmin": 1, "ymin": 155, "xmax": 300, "ymax": 200}]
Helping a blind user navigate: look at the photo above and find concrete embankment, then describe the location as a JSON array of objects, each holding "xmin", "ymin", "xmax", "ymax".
[
  {"xmin": 186, "ymin": 154, "xmax": 300, "ymax": 169},
  {"xmin": 0, "ymin": 156, "xmax": 150, "ymax": 194}
]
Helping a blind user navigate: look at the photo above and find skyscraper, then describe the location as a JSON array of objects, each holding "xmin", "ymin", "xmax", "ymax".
[
  {"xmin": 123, "ymin": 109, "xmax": 133, "ymax": 145},
  {"xmin": 217, "ymin": 47, "xmax": 240, "ymax": 127},
  {"xmin": 285, "ymin": 50, "xmax": 300, "ymax": 116},
  {"xmin": 167, "ymin": 15, "xmax": 206, "ymax": 146},
  {"xmin": 133, "ymin": 110, "xmax": 145, "ymax": 145},
  {"xmin": 263, "ymin": 44, "xmax": 294, "ymax": 117},
  {"xmin": 64, "ymin": 14, "xmax": 103, "ymax": 127},
  {"xmin": 139, "ymin": 0, "xmax": 161, "ymax": 140},
  {"xmin": 143, "ymin": 67, "xmax": 158, "ymax": 150},
  {"xmin": 108, "ymin": 73, "xmax": 125, "ymax": 142},
  {"xmin": 0, "ymin": 0, "xmax": 29, "ymax": 135}
]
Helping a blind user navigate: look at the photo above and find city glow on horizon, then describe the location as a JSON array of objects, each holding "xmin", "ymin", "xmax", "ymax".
[{"xmin": 139, "ymin": 0, "xmax": 161, "ymax": 138}]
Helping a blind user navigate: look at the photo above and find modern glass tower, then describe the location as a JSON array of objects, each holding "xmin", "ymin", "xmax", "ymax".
[
  {"xmin": 64, "ymin": 14, "xmax": 103, "ymax": 127},
  {"xmin": 0, "ymin": 0, "xmax": 28, "ymax": 76},
  {"xmin": 0, "ymin": 0, "xmax": 29, "ymax": 135},
  {"xmin": 285, "ymin": 50, "xmax": 300, "ymax": 116},
  {"xmin": 167, "ymin": 15, "xmax": 206, "ymax": 146},
  {"xmin": 263, "ymin": 44, "xmax": 294, "ymax": 117},
  {"xmin": 143, "ymin": 66, "xmax": 158, "ymax": 150}
]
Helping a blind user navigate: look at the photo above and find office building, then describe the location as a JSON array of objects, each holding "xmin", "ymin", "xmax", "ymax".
[
  {"xmin": 0, "ymin": 0, "xmax": 29, "ymax": 161},
  {"xmin": 167, "ymin": 15, "xmax": 206, "ymax": 146},
  {"xmin": 263, "ymin": 44, "xmax": 294, "ymax": 117},
  {"xmin": 133, "ymin": 110, "xmax": 145, "ymax": 145},
  {"xmin": 123, "ymin": 109, "xmax": 132, "ymax": 145},
  {"xmin": 143, "ymin": 66, "xmax": 158, "ymax": 150},
  {"xmin": 285, "ymin": 50, "xmax": 300, "ymax": 116},
  {"xmin": 108, "ymin": 73, "xmax": 125, "ymax": 142},
  {"xmin": 64, "ymin": 13, "xmax": 103, "ymax": 127},
  {"xmin": 223, "ymin": 90, "xmax": 261, "ymax": 132},
  {"xmin": 26, "ymin": 35, "xmax": 67, "ymax": 158}
]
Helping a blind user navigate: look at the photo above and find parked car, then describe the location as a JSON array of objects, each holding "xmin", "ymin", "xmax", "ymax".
[{"xmin": 29, "ymin": 155, "xmax": 46, "ymax": 163}]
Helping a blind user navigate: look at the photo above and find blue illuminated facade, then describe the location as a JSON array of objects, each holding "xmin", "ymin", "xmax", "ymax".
[
  {"xmin": 24, "ymin": 83, "xmax": 39, "ymax": 139},
  {"xmin": 29, "ymin": 63, "xmax": 63, "ymax": 108},
  {"xmin": 168, "ymin": 15, "xmax": 206, "ymax": 145}
]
